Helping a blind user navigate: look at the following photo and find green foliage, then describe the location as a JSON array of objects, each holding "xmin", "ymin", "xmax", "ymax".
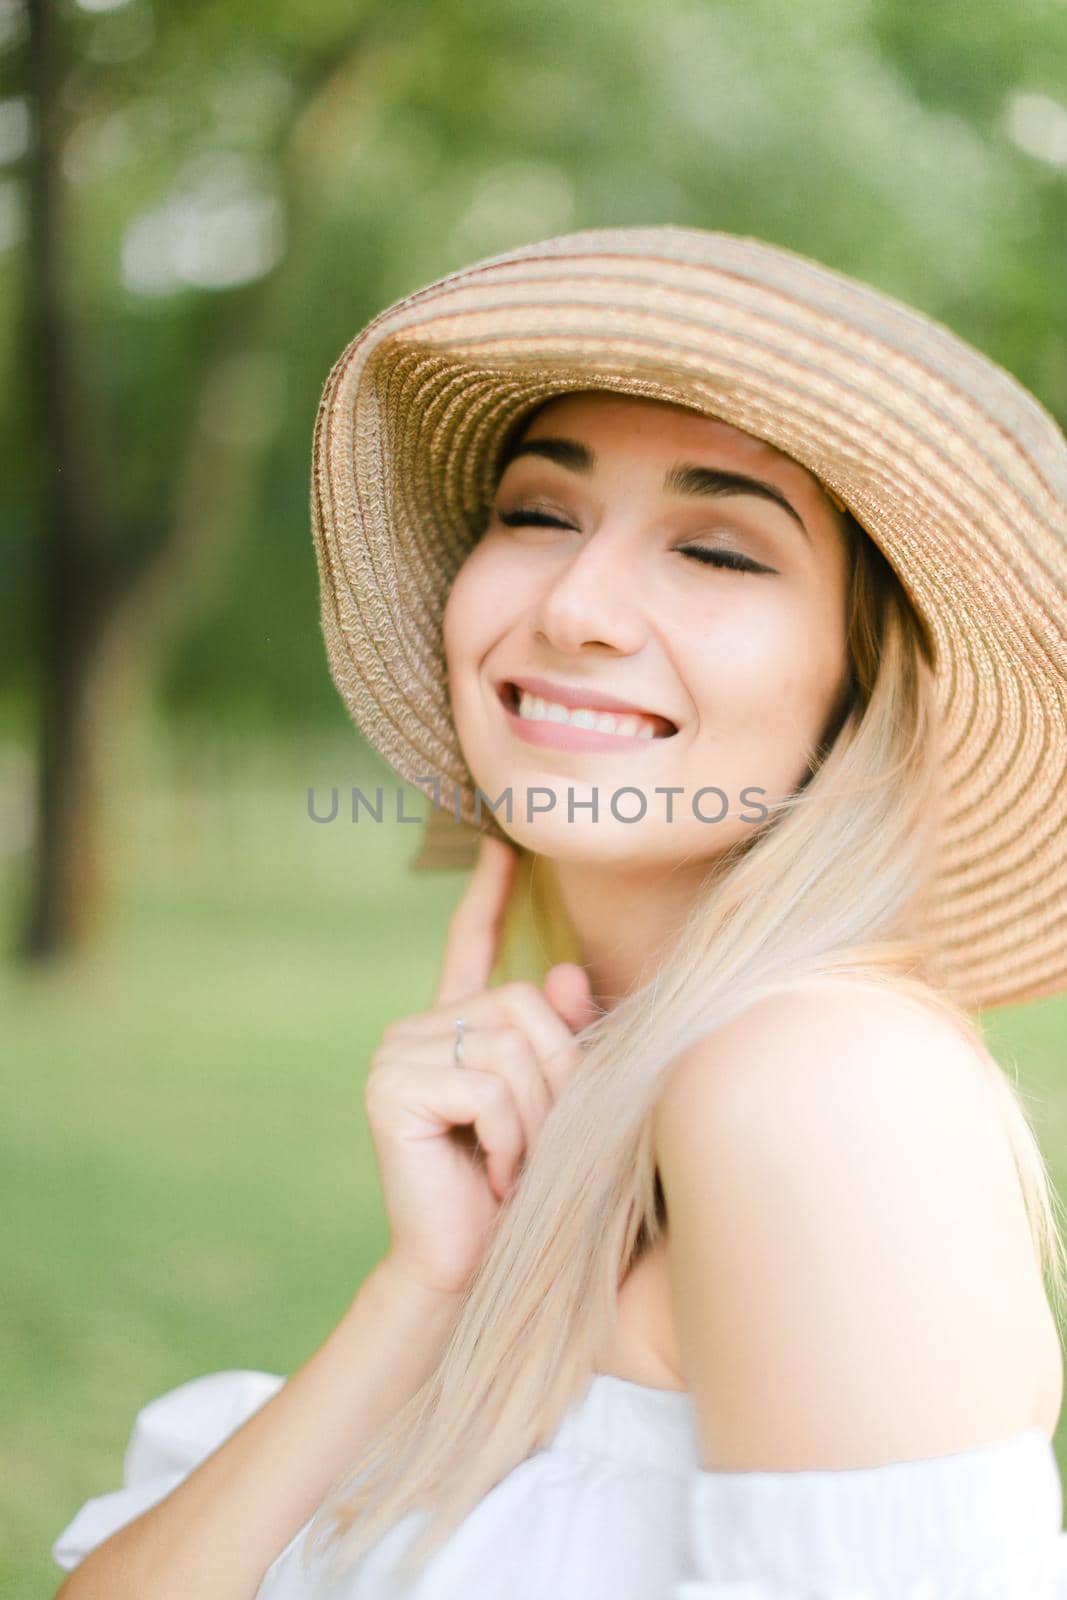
[{"xmin": 3, "ymin": 0, "xmax": 1065, "ymax": 722}]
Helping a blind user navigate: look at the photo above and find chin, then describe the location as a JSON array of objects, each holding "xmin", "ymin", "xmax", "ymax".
[{"xmin": 500, "ymin": 824, "xmax": 684, "ymax": 868}]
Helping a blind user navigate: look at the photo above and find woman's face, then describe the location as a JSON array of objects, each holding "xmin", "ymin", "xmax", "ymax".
[{"xmin": 442, "ymin": 391, "xmax": 852, "ymax": 870}]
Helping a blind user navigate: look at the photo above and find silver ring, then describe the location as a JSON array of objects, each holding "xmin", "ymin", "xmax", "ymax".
[{"xmin": 453, "ymin": 1017, "xmax": 467, "ymax": 1069}]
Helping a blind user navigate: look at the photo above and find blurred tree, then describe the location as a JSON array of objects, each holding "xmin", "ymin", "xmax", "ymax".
[
  {"xmin": 2, "ymin": 0, "xmax": 1063, "ymax": 960},
  {"xmin": 16, "ymin": 0, "xmax": 368, "ymax": 958}
]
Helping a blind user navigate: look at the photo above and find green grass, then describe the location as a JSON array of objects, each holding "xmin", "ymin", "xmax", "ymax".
[
  {"xmin": 1, "ymin": 724, "xmax": 467, "ymax": 1598},
  {"xmin": 2, "ymin": 723, "xmax": 1066, "ymax": 1597}
]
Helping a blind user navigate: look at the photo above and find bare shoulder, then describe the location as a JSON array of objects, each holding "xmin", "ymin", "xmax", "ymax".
[
  {"xmin": 653, "ymin": 970, "xmax": 1027, "ymax": 1247},
  {"xmin": 654, "ymin": 972, "xmax": 1006, "ymax": 1167},
  {"xmin": 652, "ymin": 972, "xmax": 1059, "ymax": 1466}
]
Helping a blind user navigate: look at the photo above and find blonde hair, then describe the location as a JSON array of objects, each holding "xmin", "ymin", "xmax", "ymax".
[{"xmin": 305, "ymin": 507, "xmax": 1067, "ymax": 1589}]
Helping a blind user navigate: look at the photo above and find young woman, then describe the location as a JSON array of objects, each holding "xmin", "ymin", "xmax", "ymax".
[{"xmin": 54, "ymin": 226, "xmax": 1067, "ymax": 1598}]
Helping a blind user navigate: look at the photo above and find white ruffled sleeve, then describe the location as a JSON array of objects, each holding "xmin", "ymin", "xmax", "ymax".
[
  {"xmin": 52, "ymin": 1370, "xmax": 284, "ymax": 1572},
  {"xmin": 672, "ymin": 1427, "xmax": 1067, "ymax": 1600}
]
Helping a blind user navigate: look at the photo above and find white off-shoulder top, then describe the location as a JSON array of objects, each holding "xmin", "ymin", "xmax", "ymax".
[{"xmin": 53, "ymin": 1366, "xmax": 1067, "ymax": 1598}]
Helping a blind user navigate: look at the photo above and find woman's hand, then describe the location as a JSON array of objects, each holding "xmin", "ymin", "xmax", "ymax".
[{"xmin": 365, "ymin": 836, "xmax": 598, "ymax": 1298}]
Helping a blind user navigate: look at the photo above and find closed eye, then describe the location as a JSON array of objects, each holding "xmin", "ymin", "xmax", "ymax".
[
  {"xmin": 496, "ymin": 507, "xmax": 572, "ymax": 529},
  {"xmin": 495, "ymin": 507, "xmax": 771, "ymax": 576},
  {"xmin": 675, "ymin": 545, "xmax": 770, "ymax": 575}
]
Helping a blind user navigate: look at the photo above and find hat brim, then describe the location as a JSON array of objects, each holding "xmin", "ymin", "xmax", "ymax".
[{"xmin": 311, "ymin": 226, "xmax": 1067, "ymax": 1012}]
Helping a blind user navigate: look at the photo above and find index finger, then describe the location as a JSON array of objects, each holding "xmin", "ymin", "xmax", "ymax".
[{"xmin": 434, "ymin": 835, "xmax": 520, "ymax": 1008}]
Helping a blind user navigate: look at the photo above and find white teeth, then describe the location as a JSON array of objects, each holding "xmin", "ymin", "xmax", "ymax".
[{"xmin": 515, "ymin": 689, "xmax": 662, "ymax": 739}]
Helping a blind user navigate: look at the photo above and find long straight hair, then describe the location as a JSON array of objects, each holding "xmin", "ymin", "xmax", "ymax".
[{"xmin": 305, "ymin": 511, "xmax": 1067, "ymax": 1589}]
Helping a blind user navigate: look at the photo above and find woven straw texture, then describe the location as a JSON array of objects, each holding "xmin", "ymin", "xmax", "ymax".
[{"xmin": 310, "ymin": 225, "xmax": 1067, "ymax": 1012}]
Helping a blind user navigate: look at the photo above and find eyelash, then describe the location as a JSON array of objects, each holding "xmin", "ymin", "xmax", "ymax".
[{"xmin": 493, "ymin": 507, "xmax": 768, "ymax": 575}]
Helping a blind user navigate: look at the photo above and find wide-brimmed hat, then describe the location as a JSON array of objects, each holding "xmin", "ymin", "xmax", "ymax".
[{"xmin": 309, "ymin": 225, "xmax": 1067, "ymax": 1012}]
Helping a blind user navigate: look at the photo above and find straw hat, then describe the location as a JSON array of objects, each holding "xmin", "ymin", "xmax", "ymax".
[{"xmin": 309, "ymin": 225, "xmax": 1067, "ymax": 1013}]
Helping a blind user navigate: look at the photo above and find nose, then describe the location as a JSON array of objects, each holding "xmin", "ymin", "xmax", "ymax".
[{"xmin": 529, "ymin": 527, "xmax": 648, "ymax": 656}]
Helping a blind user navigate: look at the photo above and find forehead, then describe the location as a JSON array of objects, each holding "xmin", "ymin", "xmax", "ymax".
[
  {"xmin": 526, "ymin": 391, "xmax": 780, "ymax": 453},
  {"xmin": 509, "ymin": 389, "xmax": 813, "ymax": 488}
]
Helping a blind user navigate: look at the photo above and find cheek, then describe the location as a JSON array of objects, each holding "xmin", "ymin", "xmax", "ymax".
[
  {"xmin": 442, "ymin": 542, "xmax": 520, "ymax": 705},
  {"xmin": 442, "ymin": 552, "xmax": 491, "ymax": 669},
  {"xmin": 682, "ymin": 587, "xmax": 846, "ymax": 734},
  {"xmin": 441, "ymin": 581, "xmax": 465, "ymax": 677},
  {"xmin": 441, "ymin": 578, "xmax": 482, "ymax": 762}
]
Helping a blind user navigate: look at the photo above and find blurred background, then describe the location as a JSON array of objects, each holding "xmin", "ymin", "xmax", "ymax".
[{"xmin": 2, "ymin": 0, "xmax": 1067, "ymax": 1593}]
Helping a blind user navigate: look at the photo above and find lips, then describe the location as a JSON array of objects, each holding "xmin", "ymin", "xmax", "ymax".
[{"xmin": 499, "ymin": 676, "xmax": 678, "ymax": 737}]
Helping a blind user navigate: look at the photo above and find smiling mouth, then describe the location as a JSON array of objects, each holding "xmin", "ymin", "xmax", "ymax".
[{"xmin": 500, "ymin": 682, "xmax": 678, "ymax": 739}]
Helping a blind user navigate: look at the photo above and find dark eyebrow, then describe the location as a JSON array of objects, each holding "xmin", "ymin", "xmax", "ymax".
[{"xmin": 499, "ymin": 437, "xmax": 810, "ymax": 542}]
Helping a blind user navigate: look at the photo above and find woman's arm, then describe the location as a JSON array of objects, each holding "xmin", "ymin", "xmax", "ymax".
[
  {"xmin": 652, "ymin": 977, "xmax": 1064, "ymax": 1594},
  {"xmin": 56, "ymin": 836, "xmax": 590, "ymax": 1599},
  {"xmin": 54, "ymin": 1254, "xmax": 463, "ymax": 1600},
  {"xmin": 654, "ymin": 976, "xmax": 1050, "ymax": 1470}
]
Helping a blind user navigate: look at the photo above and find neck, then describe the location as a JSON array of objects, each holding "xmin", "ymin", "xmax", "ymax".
[{"xmin": 538, "ymin": 853, "xmax": 714, "ymax": 1011}]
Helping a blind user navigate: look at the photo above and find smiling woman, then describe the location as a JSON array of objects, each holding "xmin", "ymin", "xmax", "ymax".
[
  {"xmin": 441, "ymin": 390, "xmax": 858, "ymax": 901},
  {"xmin": 52, "ymin": 227, "xmax": 1067, "ymax": 1600}
]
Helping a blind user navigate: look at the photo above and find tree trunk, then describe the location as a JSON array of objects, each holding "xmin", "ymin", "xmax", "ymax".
[
  {"xmin": 19, "ymin": 0, "xmax": 114, "ymax": 959},
  {"xmin": 16, "ymin": 8, "xmax": 360, "ymax": 962}
]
